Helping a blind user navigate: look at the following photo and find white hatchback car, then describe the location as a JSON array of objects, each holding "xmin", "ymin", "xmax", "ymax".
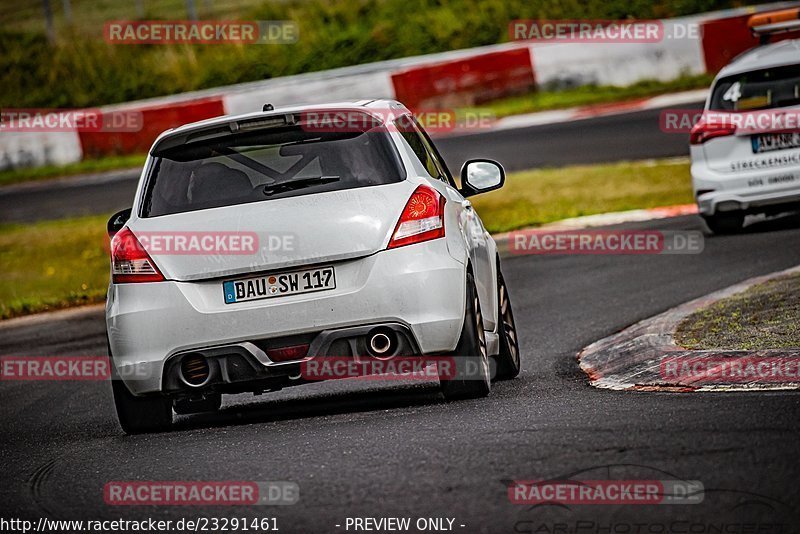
[
  {"xmin": 106, "ymin": 100, "xmax": 521, "ymax": 433},
  {"xmin": 690, "ymin": 30, "xmax": 800, "ymax": 233}
]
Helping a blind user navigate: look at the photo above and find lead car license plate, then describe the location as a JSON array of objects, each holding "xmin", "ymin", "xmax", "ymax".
[
  {"xmin": 751, "ymin": 132, "xmax": 800, "ymax": 153},
  {"xmin": 223, "ymin": 266, "xmax": 335, "ymax": 304}
]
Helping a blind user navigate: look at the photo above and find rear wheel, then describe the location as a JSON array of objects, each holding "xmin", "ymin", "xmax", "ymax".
[
  {"xmin": 108, "ymin": 343, "xmax": 172, "ymax": 434},
  {"xmin": 439, "ymin": 272, "xmax": 491, "ymax": 400},
  {"xmin": 703, "ymin": 212, "xmax": 744, "ymax": 234},
  {"xmin": 493, "ymin": 268, "xmax": 521, "ymax": 380}
]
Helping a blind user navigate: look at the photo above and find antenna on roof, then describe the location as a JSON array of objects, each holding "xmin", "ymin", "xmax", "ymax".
[{"xmin": 263, "ymin": 104, "xmax": 275, "ymax": 112}]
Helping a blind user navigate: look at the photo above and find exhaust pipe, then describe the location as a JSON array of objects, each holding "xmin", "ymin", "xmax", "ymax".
[
  {"xmin": 367, "ymin": 329, "xmax": 395, "ymax": 358},
  {"xmin": 180, "ymin": 353, "xmax": 210, "ymax": 387},
  {"xmin": 369, "ymin": 333, "xmax": 391, "ymax": 354}
]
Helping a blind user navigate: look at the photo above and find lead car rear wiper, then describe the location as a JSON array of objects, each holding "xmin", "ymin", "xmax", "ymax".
[{"xmin": 262, "ymin": 175, "xmax": 340, "ymax": 196}]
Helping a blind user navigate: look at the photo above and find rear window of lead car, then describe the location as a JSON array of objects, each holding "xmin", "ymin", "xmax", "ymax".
[
  {"xmin": 140, "ymin": 123, "xmax": 405, "ymax": 218},
  {"xmin": 710, "ymin": 64, "xmax": 800, "ymax": 112}
]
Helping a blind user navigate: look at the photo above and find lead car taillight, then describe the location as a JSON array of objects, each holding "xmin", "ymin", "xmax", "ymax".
[
  {"xmin": 388, "ymin": 185, "xmax": 446, "ymax": 249},
  {"xmin": 690, "ymin": 119, "xmax": 737, "ymax": 145},
  {"xmin": 110, "ymin": 227, "xmax": 165, "ymax": 283}
]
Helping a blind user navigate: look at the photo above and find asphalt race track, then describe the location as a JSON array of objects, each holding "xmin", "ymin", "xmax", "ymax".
[
  {"xmin": 2, "ymin": 213, "xmax": 800, "ymax": 530},
  {"xmin": 0, "ymin": 103, "xmax": 703, "ymax": 224}
]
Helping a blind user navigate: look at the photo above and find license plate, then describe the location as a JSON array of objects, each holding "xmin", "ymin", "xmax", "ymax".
[
  {"xmin": 223, "ymin": 266, "xmax": 335, "ymax": 304},
  {"xmin": 751, "ymin": 132, "xmax": 800, "ymax": 154}
]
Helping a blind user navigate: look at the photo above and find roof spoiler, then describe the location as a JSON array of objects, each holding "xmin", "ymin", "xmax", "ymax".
[
  {"xmin": 151, "ymin": 114, "xmax": 297, "ymax": 155},
  {"xmin": 748, "ymin": 7, "xmax": 800, "ymax": 43}
]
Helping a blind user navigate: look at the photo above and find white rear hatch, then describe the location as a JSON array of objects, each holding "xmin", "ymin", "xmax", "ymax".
[
  {"xmin": 701, "ymin": 63, "xmax": 800, "ymax": 175},
  {"xmin": 129, "ymin": 181, "xmax": 412, "ymax": 281}
]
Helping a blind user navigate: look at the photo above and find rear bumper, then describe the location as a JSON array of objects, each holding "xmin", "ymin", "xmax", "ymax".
[
  {"xmin": 106, "ymin": 239, "xmax": 466, "ymax": 395},
  {"xmin": 691, "ymin": 158, "xmax": 800, "ymax": 216},
  {"xmin": 159, "ymin": 322, "xmax": 421, "ymax": 396}
]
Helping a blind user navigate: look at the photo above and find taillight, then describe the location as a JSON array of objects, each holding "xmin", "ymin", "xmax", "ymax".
[
  {"xmin": 690, "ymin": 119, "xmax": 736, "ymax": 145},
  {"xmin": 388, "ymin": 185, "xmax": 446, "ymax": 249},
  {"xmin": 110, "ymin": 227, "xmax": 165, "ymax": 283}
]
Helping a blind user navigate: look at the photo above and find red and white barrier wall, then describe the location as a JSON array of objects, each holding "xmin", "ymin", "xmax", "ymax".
[
  {"xmin": 1, "ymin": 2, "xmax": 795, "ymax": 170},
  {"xmin": 390, "ymin": 48, "xmax": 536, "ymax": 110}
]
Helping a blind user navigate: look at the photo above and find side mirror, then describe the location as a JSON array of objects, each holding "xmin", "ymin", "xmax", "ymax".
[
  {"xmin": 107, "ymin": 208, "xmax": 132, "ymax": 237},
  {"xmin": 460, "ymin": 159, "xmax": 505, "ymax": 197}
]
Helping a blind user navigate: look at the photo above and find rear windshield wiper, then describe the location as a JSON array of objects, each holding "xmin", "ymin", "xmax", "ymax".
[{"xmin": 262, "ymin": 176, "xmax": 340, "ymax": 196}]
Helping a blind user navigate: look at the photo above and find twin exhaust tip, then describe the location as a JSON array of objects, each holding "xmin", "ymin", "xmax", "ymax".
[{"xmin": 179, "ymin": 328, "xmax": 399, "ymax": 386}]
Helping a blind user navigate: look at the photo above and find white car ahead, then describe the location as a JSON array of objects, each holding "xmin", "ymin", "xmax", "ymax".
[
  {"xmin": 106, "ymin": 100, "xmax": 521, "ymax": 433},
  {"xmin": 690, "ymin": 14, "xmax": 800, "ymax": 234}
]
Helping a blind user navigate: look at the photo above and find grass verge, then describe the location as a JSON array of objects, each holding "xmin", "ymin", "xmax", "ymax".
[
  {"xmin": 0, "ymin": 154, "xmax": 146, "ymax": 187},
  {"xmin": 472, "ymin": 158, "xmax": 693, "ymax": 234},
  {"xmin": 675, "ymin": 273, "xmax": 800, "ymax": 351},
  {"xmin": 484, "ymin": 74, "xmax": 711, "ymax": 118},
  {"xmin": 0, "ymin": 215, "xmax": 110, "ymax": 319},
  {"xmin": 0, "ymin": 158, "xmax": 692, "ymax": 319}
]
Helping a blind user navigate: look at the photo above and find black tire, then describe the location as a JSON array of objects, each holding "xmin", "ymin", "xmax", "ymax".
[
  {"xmin": 493, "ymin": 267, "xmax": 521, "ymax": 380},
  {"xmin": 108, "ymin": 343, "xmax": 172, "ymax": 434},
  {"xmin": 439, "ymin": 271, "xmax": 491, "ymax": 400},
  {"xmin": 173, "ymin": 393, "xmax": 222, "ymax": 415},
  {"xmin": 703, "ymin": 212, "xmax": 744, "ymax": 234}
]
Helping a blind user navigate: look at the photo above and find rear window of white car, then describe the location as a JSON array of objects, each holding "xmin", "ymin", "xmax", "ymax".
[
  {"xmin": 710, "ymin": 64, "xmax": 800, "ymax": 112},
  {"xmin": 141, "ymin": 125, "xmax": 404, "ymax": 217}
]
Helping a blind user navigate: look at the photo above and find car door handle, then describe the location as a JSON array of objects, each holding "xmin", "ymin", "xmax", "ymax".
[{"xmin": 461, "ymin": 200, "xmax": 473, "ymax": 210}]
